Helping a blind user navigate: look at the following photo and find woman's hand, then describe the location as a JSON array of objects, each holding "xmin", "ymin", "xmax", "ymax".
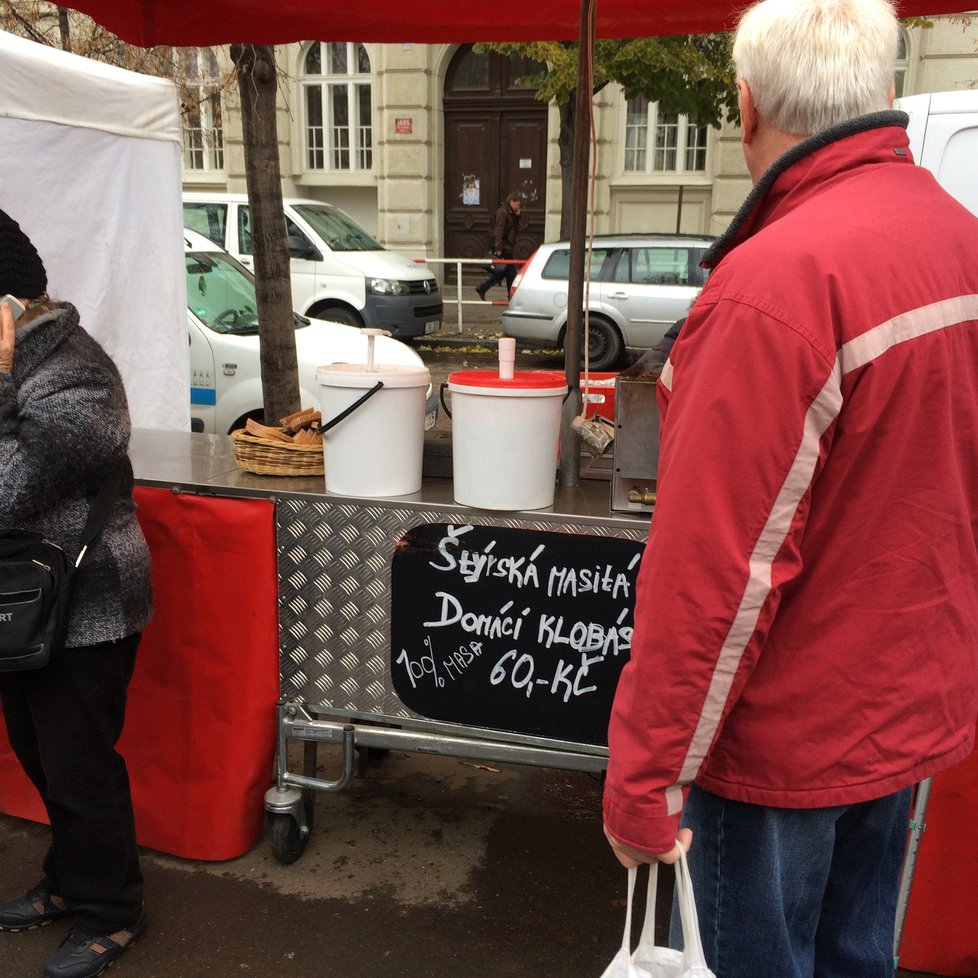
[{"xmin": 0, "ymin": 302, "xmax": 15, "ymax": 373}]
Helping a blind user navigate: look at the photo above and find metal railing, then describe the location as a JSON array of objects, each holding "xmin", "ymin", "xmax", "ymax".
[{"xmin": 414, "ymin": 257, "xmax": 521, "ymax": 335}]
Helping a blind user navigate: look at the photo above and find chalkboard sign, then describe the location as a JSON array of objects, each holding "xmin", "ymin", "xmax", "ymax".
[{"xmin": 390, "ymin": 522, "xmax": 645, "ymax": 745}]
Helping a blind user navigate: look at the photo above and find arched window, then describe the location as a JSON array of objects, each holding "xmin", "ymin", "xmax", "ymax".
[
  {"xmin": 624, "ymin": 95, "xmax": 708, "ymax": 175},
  {"xmin": 302, "ymin": 42, "xmax": 372, "ymax": 171},
  {"xmin": 894, "ymin": 28, "xmax": 911, "ymax": 99},
  {"xmin": 177, "ymin": 47, "xmax": 224, "ymax": 173}
]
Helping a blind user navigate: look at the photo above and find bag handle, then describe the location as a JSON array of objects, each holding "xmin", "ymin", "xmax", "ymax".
[
  {"xmin": 74, "ymin": 459, "xmax": 127, "ymax": 569},
  {"xmin": 623, "ymin": 847, "xmax": 711, "ymax": 971},
  {"xmin": 619, "ymin": 865, "xmax": 639, "ymax": 957},
  {"xmin": 673, "ymin": 848, "xmax": 710, "ymax": 969}
]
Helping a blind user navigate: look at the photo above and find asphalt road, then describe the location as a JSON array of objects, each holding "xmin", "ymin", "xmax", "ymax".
[
  {"xmin": 0, "ymin": 752, "xmax": 644, "ymax": 978},
  {"xmin": 0, "ymin": 750, "xmax": 948, "ymax": 978}
]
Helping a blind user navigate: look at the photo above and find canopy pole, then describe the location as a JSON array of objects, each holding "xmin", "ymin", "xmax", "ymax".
[{"xmin": 558, "ymin": 0, "xmax": 596, "ymax": 488}]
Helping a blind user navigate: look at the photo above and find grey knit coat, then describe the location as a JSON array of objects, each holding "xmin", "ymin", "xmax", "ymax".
[{"xmin": 0, "ymin": 302, "xmax": 153, "ymax": 647}]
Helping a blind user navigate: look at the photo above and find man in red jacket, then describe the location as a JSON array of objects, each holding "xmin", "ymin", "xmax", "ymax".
[{"xmin": 603, "ymin": 1, "xmax": 978, "ymax": 975}]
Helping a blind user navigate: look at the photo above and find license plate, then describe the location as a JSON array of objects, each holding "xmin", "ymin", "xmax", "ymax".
[{"xmin": 424, "ymin": 321, "xmax": 441, "ymax": 335}]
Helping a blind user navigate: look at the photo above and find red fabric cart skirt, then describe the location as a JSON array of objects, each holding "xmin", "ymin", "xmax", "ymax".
[
  {"xmin": 899, "ymin": 727, "xmax": 978, "ymax": 976},
  {"xmin": 0, "ymin": 488, "xmax": 279, "ymax": 861}
]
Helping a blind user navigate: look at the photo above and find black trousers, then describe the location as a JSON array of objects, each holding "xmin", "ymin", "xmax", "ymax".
[
  {"xmin": 478, "ymin": 250, "xmax": 517, "ymax": 294},
  {"xmin": 0, "ymin": 633, "xmax": 143, "ymax": 934}
]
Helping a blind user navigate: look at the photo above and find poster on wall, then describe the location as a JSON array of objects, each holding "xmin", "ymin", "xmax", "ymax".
[{"xmin": 462, "ymin": 175, "xmax": 480, "ymax": 206}]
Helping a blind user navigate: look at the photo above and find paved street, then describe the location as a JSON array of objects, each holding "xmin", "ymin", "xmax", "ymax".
[
  {"xmin": 1, "ymin": 751, "xmax": 639, "ymax": 978},
  {"xmin": 0, "ymin": 749, "xmax": 950, "ymax": 978}
]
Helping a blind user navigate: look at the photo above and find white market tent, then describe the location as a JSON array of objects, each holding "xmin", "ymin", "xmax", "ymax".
[{"xmin": 0, "ymin": 29, "xmax": 188, "ymax": 431}]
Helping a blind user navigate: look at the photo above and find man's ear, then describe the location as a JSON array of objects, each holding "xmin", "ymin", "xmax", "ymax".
[
  {"xmin": 888, "ymin": 81, "xmax": 896, "ymax": 107},
  {"xmin": 738, "ymin": 79, "xmax": 757, "ymax": 145}
]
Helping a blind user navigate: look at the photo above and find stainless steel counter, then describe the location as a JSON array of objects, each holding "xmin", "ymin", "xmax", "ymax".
[{"xmin": 130, "ymin": 427, "xmax": 646, "ymax": 527}]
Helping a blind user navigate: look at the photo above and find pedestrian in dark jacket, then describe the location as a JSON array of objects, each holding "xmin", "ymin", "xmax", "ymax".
[
  {"xmin": 0, "ymin": 208, "xmax": 153, "ymax": 978},
  {"xmin": 476, "ymin": 193, "xmax": 521, "ymax": 300}
]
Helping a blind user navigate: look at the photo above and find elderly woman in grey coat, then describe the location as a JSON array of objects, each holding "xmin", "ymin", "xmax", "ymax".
[{"xmin": 0, "ymin": 208, "xmax": 152, "ymax": 978}]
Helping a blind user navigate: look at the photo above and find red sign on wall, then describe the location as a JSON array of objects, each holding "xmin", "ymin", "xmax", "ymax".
[{"xmin": 394, "ymin": 117, "xmax": 413, "ymax": 134}]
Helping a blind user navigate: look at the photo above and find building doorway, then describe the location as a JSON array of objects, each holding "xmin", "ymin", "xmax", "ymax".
[{"xmin": 443, "ymin": 45, "xmax": 548, "ymax": 281}]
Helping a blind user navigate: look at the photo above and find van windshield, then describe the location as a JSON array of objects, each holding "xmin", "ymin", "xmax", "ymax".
[
  {"xmin": 186, "ymin": 251, "xmax": 264, "ymax": 334},
  {"xmin": 292, "ymin": 204, "xmax": 383, "ymax": 252}
]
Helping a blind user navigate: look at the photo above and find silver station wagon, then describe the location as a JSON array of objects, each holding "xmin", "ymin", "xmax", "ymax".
[{"xmin": 501, "ymin": 233, "xmax": 714, "ymax": 370}]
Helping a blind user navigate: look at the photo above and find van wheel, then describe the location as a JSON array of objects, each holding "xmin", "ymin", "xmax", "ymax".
[
  {"xmin": 229, "ymin": 409, "xmax": 264, "ymax": 435},
  {"xmin": 313, "ymin": 304, "xmax": 364, "ymax": 329},
  {"xmin": 582, "ymin": 317, "xmax": 624, "ymax": 370}
]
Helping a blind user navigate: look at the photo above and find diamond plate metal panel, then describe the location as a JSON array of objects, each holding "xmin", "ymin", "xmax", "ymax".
[{"xmin": 276, "ymin": 497, "xmax": 647, "ymax": 724}]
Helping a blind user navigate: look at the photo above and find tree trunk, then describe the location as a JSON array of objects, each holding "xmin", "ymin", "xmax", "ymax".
[
  {"xmin": 230, "ymin": 43, "xmax": 300, "ymax": 424},
  {"xmin": 57, "ymin": 6, "xmax": 71, "ymax": 50},
  {"xmin": 557, "ymin": 99, "xmax": 576, "ymax": 242}
]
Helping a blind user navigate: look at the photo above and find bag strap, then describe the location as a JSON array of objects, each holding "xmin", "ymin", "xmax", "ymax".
[
  {"xmin": 674, "ymin": 848, "xmax": 711, "ymax": 969},
  {"xmin": 619, "ymin": 865, "xmax": 638, "ymax": 955},
  {"xmin": 74, "ymin": 459, "xmax": 127, "ymax": 569},
  {"xmin": 625, "ymin": 850, "xmax": 713, "ymax": 973}
]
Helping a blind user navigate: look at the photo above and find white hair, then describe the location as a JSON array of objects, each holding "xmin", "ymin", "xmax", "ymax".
[{"xmin": 732, "ymin": 0, "xmax": 900, "ymax": 136}]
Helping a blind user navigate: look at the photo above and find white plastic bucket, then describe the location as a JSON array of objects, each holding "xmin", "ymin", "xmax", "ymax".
[
  {"xmin": 448, "ymin": 370, "xmax": 567, "ymax": 510},
  {"xmin": 316, "ymin": 362, "xmax": 431, "ymax": 497}
]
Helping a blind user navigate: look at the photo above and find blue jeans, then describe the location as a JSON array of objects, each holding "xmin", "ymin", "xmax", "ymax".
[{"xmin": 671, "ymin": 784, "xmax": 912, "ymax": 978}]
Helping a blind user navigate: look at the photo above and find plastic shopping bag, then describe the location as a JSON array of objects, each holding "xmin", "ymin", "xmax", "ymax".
[{"xmin": 599, "ymin": 852, "xmax": 716, "ymax": 978}]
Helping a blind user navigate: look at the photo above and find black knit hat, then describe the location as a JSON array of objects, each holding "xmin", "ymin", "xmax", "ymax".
[{"xmin": 0, "ymin": 209, "xmax": 47, "ymax": 300}]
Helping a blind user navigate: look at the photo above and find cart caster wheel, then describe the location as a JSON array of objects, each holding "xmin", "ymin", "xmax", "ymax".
[{"xmin": 269, "ymin": 812, "xmax": 309, "ymax": 864}]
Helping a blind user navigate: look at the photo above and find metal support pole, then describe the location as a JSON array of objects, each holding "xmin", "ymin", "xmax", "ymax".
[
  {"xmin": 455, "ymin": 259, "xmax": 464, "ymax": 335},
  {"xmin": 558, "ymin": 0, "xmax": 595, "ymax": 488},
  {"xmin": 893, "ymin": 777, "xmax": 933, "ymax": 969}
]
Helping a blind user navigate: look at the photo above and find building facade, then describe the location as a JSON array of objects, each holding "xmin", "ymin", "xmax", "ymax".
[{"xmin": 182, "ymin": 19, "xmax": 978, "ymax": 262}]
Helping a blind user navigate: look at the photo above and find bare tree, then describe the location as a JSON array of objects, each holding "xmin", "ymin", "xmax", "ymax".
[{"xmin": 230, "ymin": 43, "xmax": 300, "ymax": 424}]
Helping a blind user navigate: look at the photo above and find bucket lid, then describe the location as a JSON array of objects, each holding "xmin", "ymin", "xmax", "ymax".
[
  {"xmin": 448, "ymin": 369, "xmax": 568, "ymax": 391},
  {"xmin": 317, "ymin": 363, "xmax": 431, "ymax": 389}
]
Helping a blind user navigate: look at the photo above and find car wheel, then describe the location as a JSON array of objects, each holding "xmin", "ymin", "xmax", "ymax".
[
  {"xmin": 314, "ymin": 304, "xmax": 364, "ymax": 329},
  {"xmin": 584, "ymin": 317, "xmax": 624, "ymax": 370},
  {"xmin": 229, "ymin": 409, "xmax": 265, "ymax": 435}
]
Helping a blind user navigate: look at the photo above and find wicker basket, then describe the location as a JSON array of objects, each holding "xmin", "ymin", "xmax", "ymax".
[{"xmin": 230, "ymin": 428, "xmax": 325, "ymax": 477}]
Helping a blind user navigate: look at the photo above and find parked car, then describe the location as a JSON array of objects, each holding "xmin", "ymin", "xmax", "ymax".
[
  {"xmin": 184, "ymin": 229, "xmax": 437, "ymax": 434},
  {"xmin": 501, "ymin": 234, "xmax": 714, "ymax": 370},
  {"xmin": 183, "ymin": 192, "xmax": 443, "ymax": 340}
]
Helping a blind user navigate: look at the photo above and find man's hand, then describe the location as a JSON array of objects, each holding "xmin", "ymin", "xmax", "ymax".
[
  {"xmin": 604, "ymin": 823, "xmax": 693, "ymax": 868},
  {"xmin": 0, "ymin": 302, "xmax": 15, "ymax": 373}
]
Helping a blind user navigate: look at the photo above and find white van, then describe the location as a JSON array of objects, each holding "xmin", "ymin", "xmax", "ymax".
[
  {"xmin": 184, "ymin": 228, "xmax": 437, "ymax": 434},
  {"xmin": 183, "ymin": 192, "xmax": 443, "ymax": 340},
  {"xmin": 897, "ymin": 90, "xmax": 978, "ymax": 217}
]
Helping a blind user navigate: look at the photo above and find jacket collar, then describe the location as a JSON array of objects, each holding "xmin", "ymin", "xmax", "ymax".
[{"xmin": 703, "ymin": 110, "xmax": 911, "ymax": 269}]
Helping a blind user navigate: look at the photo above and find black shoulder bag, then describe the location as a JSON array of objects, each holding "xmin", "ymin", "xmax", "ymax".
[{"xmin": 0, "ymin": 463, "xmax": 125, "ymax": 672}]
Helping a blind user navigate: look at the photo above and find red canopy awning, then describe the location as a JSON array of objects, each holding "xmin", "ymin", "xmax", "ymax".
[{"xmin": 61, "ymin": 1, "xmax": 978, "ymax": 46}]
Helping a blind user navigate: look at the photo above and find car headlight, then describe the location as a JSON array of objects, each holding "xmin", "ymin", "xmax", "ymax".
[{"xmin": 369, "ymin": 278, "xmax": 408, "ymax": 296}]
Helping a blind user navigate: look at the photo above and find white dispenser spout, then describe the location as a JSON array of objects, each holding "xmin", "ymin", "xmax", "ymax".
[
  {"xmin": 360, "ymin": 327, "xmax": 389, "ymax": 372},
  {"xmin": 498, "ymin": 336, "xmax": 516, "ymax": 380}
]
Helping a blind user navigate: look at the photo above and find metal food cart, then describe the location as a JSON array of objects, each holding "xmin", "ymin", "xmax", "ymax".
[{"xmin": 131, "ymin": 420, "xmax": 654, "ymax": 864}]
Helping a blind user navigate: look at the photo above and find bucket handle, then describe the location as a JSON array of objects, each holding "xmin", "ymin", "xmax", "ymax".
[
  {"xmin": 439, "ymin": 382, "xmax": 452, "ymax": 419},
  {"xmin": 321, "ymin": 380, "xmax": 385, "ymax": 434}
]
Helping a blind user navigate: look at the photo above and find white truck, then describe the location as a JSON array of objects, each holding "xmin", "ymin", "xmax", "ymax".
[
  {"xmin": 897, "ymin": 89, "xmax": 978, "ymax": 217},
  {"xmin": 183, "ymin": 192, "xmax": 443, "ymax": 341}
]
